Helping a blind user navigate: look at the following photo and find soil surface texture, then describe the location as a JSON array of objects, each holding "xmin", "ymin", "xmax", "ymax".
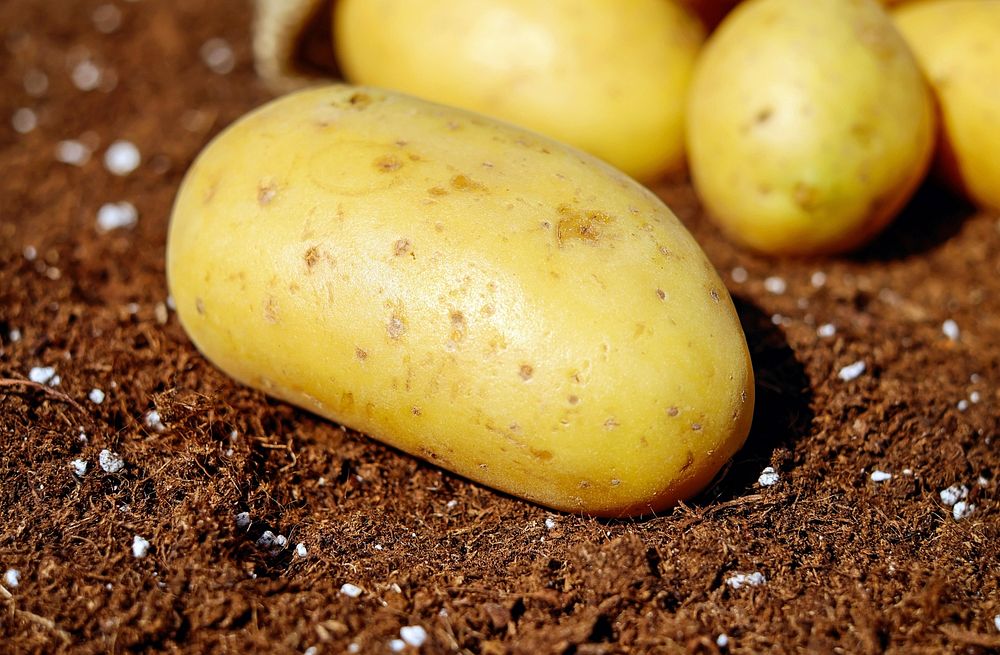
[{"xmin": 2, "ymin": 1, "xmax": 998, "ymax": 653}]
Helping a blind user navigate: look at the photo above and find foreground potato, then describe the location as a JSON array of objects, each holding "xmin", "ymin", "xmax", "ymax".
[
  {"xmin": 333, "ymin": 0, "xmax": 704, "ymax": 182},
  {"xmin": 167, "ymin": 86, "xmax": 753, "ymax": 516},
  {"xmin": 686, "ymin": 0, "xmax": 935, "ymax": 255},
  {"xmin": 894, "ymin": 0, "xmax": 1000, "ymax": 210}
]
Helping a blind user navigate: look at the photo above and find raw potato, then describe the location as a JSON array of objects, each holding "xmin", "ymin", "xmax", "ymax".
[
  {"xmin": 333, "ymin": 0, "xmax": 704, "ymax": 182},
  {"xmin": 167, "ymin": 86, "xmax": 754, "ymax": 517},
  {"xmin": 686, "ymin": 0, "xmax": 935, "ymax": 255},
  {"xmin": 893, "ymin": 0, "xmax": 1000, "ymax": 210}
]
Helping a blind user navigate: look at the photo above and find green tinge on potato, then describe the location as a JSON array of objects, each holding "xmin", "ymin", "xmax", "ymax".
[
  {"xmin": 686, "ymin": 0, "xmax": 935, "ymax": 256},
  {"xmin": 167, "ymin": 85, "xmax": 754, "ymax": 517}
]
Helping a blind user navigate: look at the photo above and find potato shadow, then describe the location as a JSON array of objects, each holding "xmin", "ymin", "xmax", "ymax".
[
  {"xmin": 851, "ymin": 179, "xmax": 975, "ymax": 262},
  {"xmin": 693, "ymin": 295, "xmax": 814, "ymax": 506}
]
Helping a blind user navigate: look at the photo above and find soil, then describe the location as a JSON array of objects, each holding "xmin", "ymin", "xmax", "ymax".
[{"xmin": 1, "ymin": 1, "xmax": 998, "ymax": 653}]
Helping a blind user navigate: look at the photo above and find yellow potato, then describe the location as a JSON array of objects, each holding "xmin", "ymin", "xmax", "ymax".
[
  {"xmin": 167, "ymin": 86, "xmax": 753, "ymax": 517},
  {"xmin": 893, "ymin": 0, "xmax": 1000, "ymax": 210},
  {"xmin": 686, "ymin": 0, "xmax": 935, "ymax": 255},
  {"xmin": 333, "ymin": 0, "xmax": 704, "ymax": 182}
]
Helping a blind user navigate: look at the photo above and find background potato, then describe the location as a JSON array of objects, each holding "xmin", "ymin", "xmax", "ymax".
[
  {"xmin": 167, "ymin": 86, "xmax": 753, "ymax": 517},
  {"xmin": 333, "ymin": 0, "xmax": 704, "ymax": 182},
  {"xmin": 893, "ymin": 0, "xmax": 1000, "ymax": 211},
  {"xmin": 686, "ymin": 0, "xmax": 935, "ymax": 255}
]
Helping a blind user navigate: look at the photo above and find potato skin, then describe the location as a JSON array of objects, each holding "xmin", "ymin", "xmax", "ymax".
[
  {"xmin": 893, "ymin": 0, "xmax": 1000, "ymax": 211},
  {"xmin": 686, "ymin": 0, "xmax": 935, "ymax": 255},
  {"xmin": 166, "ymin": 86, "xmax": 753, "ymax": 517},
  {"xmin": 333, "ymin": 0, "xmax": 704, "ymax": 182}
]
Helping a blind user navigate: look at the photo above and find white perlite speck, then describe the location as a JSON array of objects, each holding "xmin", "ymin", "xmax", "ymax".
[
  {"xmin": 758, "ymin": 467, "xmax": 780, "ymax": 487},
  {"xmin": 29, "ymin": 366, "xmax": 59, "ymax": 386},
  {"xmin": 731, "ymin": 267, "xmax": 748, "ymax": 284},
  {"xmin": 256, "ymin": 531, "xmax": 276, "ymax": 548},
  {"xmin": 295, "ymin": 543, "xmax": 307, "ymax": 558},
  {"xmin": 275, "ymin": 535, "xmax": 288, "ymax": 548},
  {"xmin": 4, "ymin": 569, "xmax": 21, "ymax": 589},
  {"xmin": 200, "ymin": 38, "xmax": 235, "ymax": 74},
  {"xmin": 969, "ymin": 391, "xmax": 981, "ymax": 404},
  {"xmin": 952, "ymin": 501, "xmax": 975, "ymax": 521},
  {"xmin": 235, "ymin": 512, "xmax": 250, "ymax": 529},
  {"xmin": 940, "ymin": 484, "xmax": 969, "ymax": 507},
  {"xmin": 838, "ymin": 360, "xmax": 866, "ymax": 382},
  {"xmin": 96, "ymin": 201, "xmax": 138, "ymax": 232},
  {"xmin": 763, "ymin": 276, "xmax": 787, "ymax": 294},
  {"xmin": 89, "ymin": 388, "xmax": 105, "ymax": 404},
  {"xmin": 24, "ymin": 69, "xmax": 48, "ymax": 96},
  {"xmin": 544, "ymin": 517, "xmax": 557, "ymax": 530},
  {"xmin": 144, "ymin": 410, "xmax": 166, "ymax": 433},
  {"xmin": 12, "ymin": 107, "xmax": 37, "ymax": 134},
  {"xmin": 71, "ymin": 459, "xmax": 88, "ymax": 476},
  {"xmin": 957, "ymin": 399, "xmax": 970, "ymax": 412},
  {"xmin": 817, "ymin": 323, "xmax": 837, "ymax": 338},
  {"xmin": 303, "ymin": 648, "xmax": 317, "ymax": 655},
  {"xmin": 389, "ymin": 639, "xmax": 406, "ymax": 653},
  {"xmin": 870, "ymin": 470, "xmax": 892, "ymax": 483},
  {"xmin": 725, "ymin": 572, "xmax": 766, "ymax": 589},
  {"xmin": 132, "ymin": 535, "xmax": 150, "ymax": 558},
  {"xmin": 942, "ymin": 320, "xmax": 960, "ymax": 341},
  {"xmin": 99, "ymin": 449, "xmax": 125, "ymax": 473},
  {"xmin": 340, "ymin": 583, "xmax": 363, "ymax": 598},
  {"xmin": 92, "ymin": 3, "xmax": 122, "ymax": 33},
  {"xmin": 994, "ymin": 615, "xmax": 1000, "ymax": 632},
  {"xmin": 56, "ymin": 139, "xmax": 91, "ymax": 166},
  {"xmin": 104, "ymin": 140, "xmax": 141, "ymax": 175},
  {"xmin": 72, "ymin": 60, "xmax": 102, "ymax": 91},
  {"xmin": 716, "ymin": 634, "xmax": 730, "ymax": 648},
  {"xmin": 811, "ymin": 271, "xmax": 827, "ymax": 288},
  {"xmin": 9, "ymin": 328, "xmax": 22, "ymax": 342},
  {"xmin": 400, "ymin": 625, "xmax": 427, "ymax": 648}
]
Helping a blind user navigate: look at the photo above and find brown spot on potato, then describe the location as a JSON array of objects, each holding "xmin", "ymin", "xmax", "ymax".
[
  {"xmin": 530, "ymin": 448, "xmax": 553, "ymax": 461},
  {"xmin": 347, "ymin": 92, "xmax": 371, "ymax": 108},
  {"xmin": 710, "ymin": 289, "xmax": 720, "ymax": 303},
  {"xmin": 692, "ymin": 423, "xmax": 702, "ymax": 431},
  {"xmin": 794, "ymin": 181, "xmax": 821, "ymax": 211},
  {"xmin": 257, "ymin": 179, "xmax": 277, "ymax": 205},
  {"xmin": 667, "ymin": 406, "xmax": 679, "ymax": 417},
  {"xmin": 411, "ymin": 407, "xmax": 421, "ymax": 416},
  {"xmin": 263, "ymin": 296, "xmax": 279, "ymax": 323},
  {"xmin": 355, "ymin": 347, "xmax": 368, "ymax": 361},
  {"xmin": 680, "ymin": 451, "xmax": 695, "ymax": 472},
  {"xmin": 449, "ymin": 310, "xmax": 467, "ymax": 342},
  {"xmin": 375, "ymin": 155, "xmax": 402, "ymax": 172},
  {"xmin": 450, "ymin": 174, "xmax": 487, "ymax": 192},
  {"xmin": 387, "ymin": 312, "xmax": 406, "ymax": 340},
  {"xmin": 656, "ymin": 289, "xmax": 666, "ymax": 300},
  {"xmin": 393, "ymin": 239, "xmax": 412, "ymax": 257},
  {"xmin": 303, "ymin": 246, "xmax": 320, "ymax": 269},
  {"xmin": 754, "ymin": 106, "xmax": 774, "ymax": 124},
  {"xmin": 195, "ymin": 298, "xmax": 205, "ymax": 315},
  {"xmin": 555, "ymin": 205, "xmax": 612, "ymax": 246},
  {"xmin": 604, "ymin": 418, "xmax": 619, "ymax": 430},
  {"xmin": 519, "ymin": 364, "xmax": 533, "ymax": 380},
  {"xmin": 428, "ymin": 186, "xmax": 448, "ymax": 196},
  {"xmin": 568, "ymin": 395, "xmax": 579, "ymax": 405}
]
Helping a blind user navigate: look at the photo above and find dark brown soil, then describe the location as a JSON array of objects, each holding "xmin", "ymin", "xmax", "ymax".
[{"xmin": 2, "ymin": 1, "xmax": 998, "ymax": 653}]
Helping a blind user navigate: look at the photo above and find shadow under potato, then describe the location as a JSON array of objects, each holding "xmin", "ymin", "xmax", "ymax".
[
  {"xmin": 694, "ymin": 295, "xmax": 813, "ymax": 506},
  {"xmin": 852, "ymin": 179, "xmax": 976, "ymax": 262}
]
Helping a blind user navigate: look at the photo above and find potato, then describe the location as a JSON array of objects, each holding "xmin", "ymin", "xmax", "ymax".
[
  {"xmin": 686, "ymin": 0, "xmax": 935, "ymax": 255},
  {"xmin": 333, "ymin": 0, "xmax": 704, "ymax": 182},
  {"xmin": 893, "ymin": 0, "xmax": 1000, "ymax": 210},
  {"xmin": 166, "ymin": 86, "xmax": 753, "ymax": 517}
]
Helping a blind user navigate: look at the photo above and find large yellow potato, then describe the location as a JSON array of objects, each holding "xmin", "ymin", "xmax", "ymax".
[
  {"xmin": 167, "ymin": 86, "xmax": 753, "ymax": 517},
  {"xmin": 893, "ymin": 0, "xmax": 1000, "ymax": 211},
  {"xmin": 333, "ymin": 0, "xmax": 704, "ymax": 182},
  {"xmin": 686, "ymin": 0, "xmax": 935, "ymax": 255}
]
